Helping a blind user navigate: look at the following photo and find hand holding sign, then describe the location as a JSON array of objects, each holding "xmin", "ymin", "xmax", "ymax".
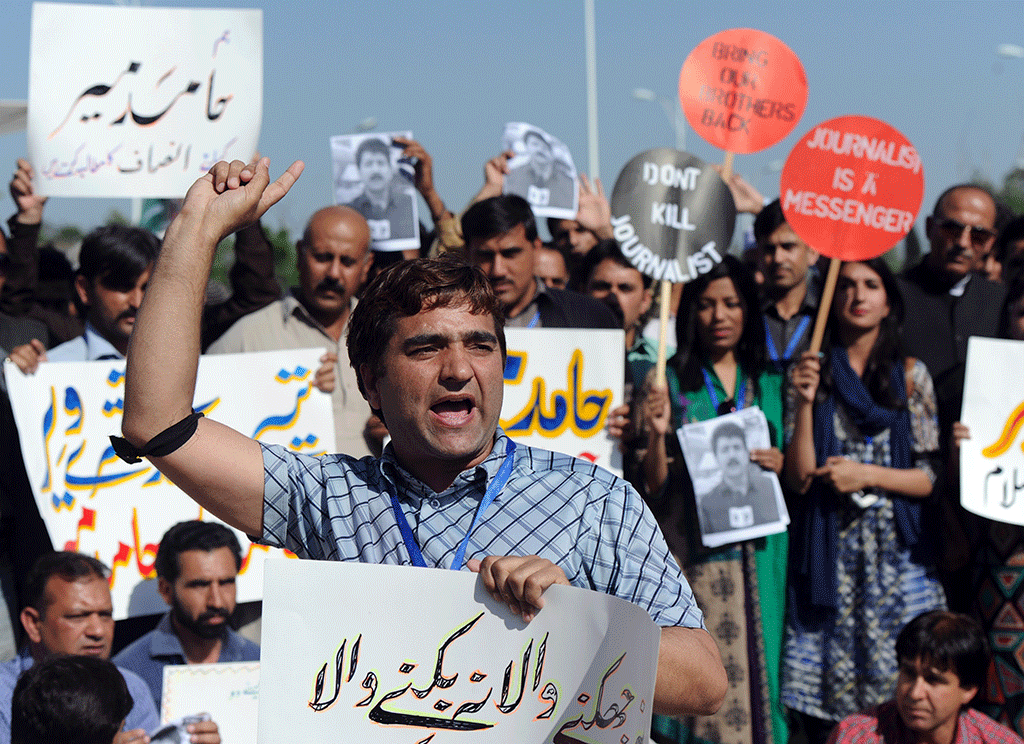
[
  {"xmin": 610, "ymin": 149, "xmax": 736, "ymax": 383},
  {"xmin": 780, "ymin": 115, "xmax": 925, "ymax": 352}
]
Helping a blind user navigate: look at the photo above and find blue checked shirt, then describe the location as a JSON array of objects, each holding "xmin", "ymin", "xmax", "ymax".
[{"xmin": 260, "ymin": 430, "xmax": 704, "ymax": 629}]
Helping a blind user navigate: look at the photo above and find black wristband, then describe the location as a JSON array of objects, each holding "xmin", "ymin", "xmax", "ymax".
[{"xmin": 109, "ymin": 411, "xmax": 205, "ymax": 464}]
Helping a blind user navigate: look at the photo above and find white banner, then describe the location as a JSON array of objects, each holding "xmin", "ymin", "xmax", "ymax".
[
  {"xmin": 29, "ymin": 3, "xmax": 262, "ymax": 198},
  {"xmin": 501, "ymin": 329, "xmax": 624, "ymax": 475},
  {"xmin": 961, "ymin": 337, "xmax": 1024, "ymax": 525},
  {"xmin": 163, "ymin": 662, "xmax": 260, "ymax": 744},
  {"xmin": 4, "ymin": 349, "xmax": 333, "ymax": 618},
  {"xmin": 259, "ymin": 559, "xmax": 659, "ymax": 743}
]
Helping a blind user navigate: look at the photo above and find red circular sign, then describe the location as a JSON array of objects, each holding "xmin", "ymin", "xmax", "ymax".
[
  {"xmin": 679, "ymin": 28, "xmax": 807, "ymax": 154},
  {"xmin": 780, "ymin": 115, "xmax": 924, "ymax": 260}
]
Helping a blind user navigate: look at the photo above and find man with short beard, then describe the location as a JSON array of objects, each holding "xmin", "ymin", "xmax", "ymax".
[
  {"xmin": 114, "ymin": 521, "xmax": 259, "ymax": 708},
  {"xmin": 8, "ymin": 224, "xmax": 159, "ymax": 372},
  {"xmin": 207, "ymin": 205, "xmax": 377, "ymax": 456},
  {"xmin": 754, "ymin": 199, "xmax": 821, "ymax": 373}
]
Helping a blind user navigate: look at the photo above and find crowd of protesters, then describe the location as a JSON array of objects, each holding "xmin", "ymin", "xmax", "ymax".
[{"xmin": 0, "ymin": 134, "xmax": 1023, "ymax": 744}]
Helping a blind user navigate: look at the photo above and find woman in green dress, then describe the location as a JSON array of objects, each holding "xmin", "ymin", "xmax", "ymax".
[{"xmin": 639, "ymin": 255, "xmax": 788, "ymax": 744}]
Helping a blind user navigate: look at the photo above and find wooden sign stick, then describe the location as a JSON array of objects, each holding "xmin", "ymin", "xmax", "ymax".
[
  {"xmin": 808, "ymin": 256, "xmax": 842, "ymax": 355},
  {"xmin": 721, "ymin": 151, "xmax": 735, "ymax": 181},
  {"xmin": 655, "ymin": 279, "xmax": 673, "ymax": 386}
]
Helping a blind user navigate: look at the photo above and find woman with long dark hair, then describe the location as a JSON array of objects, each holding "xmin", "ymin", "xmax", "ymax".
[
  {"xmin": 640, "ymin": 255, "xmax": 788, "ymax": 744},
  {"xmin": 783, "ymin": 258, "xmax": 945, "ymax": 744}
]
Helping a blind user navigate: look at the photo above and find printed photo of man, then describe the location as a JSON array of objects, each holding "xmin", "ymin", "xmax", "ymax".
[
  {"xmin": 698, "ymin": 421, "xmax": 780, "ymax": 536},
  {"xmin": 502, "ymin": 123, "xmax": 577, "ymax": 219},
  {"xmin": 330, "ymin": 132, "xmax": 419, "ymax": 251}
]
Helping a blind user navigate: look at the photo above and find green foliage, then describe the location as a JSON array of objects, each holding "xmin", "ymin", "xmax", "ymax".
[
  {"xmin": 268, "ymin": 225, "xmax": 299, "ymax": 289},
  {"xmin": 207, "ymin": 224, "xmax": 297, "ymax": 290},
  {"xmin": 105, "ymin": 209, "xmax": 129, "ymax": 226},
  {"xmin": 1000, "ymin": 167, "xmax": 1024, "ymax": 217},
  {"xmin": 51, "ymin": 224, "xmax": 84, "ymax": 245}
]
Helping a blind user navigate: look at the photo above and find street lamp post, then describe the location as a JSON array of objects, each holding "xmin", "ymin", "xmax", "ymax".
[
  {"xmin": 632, "ymin": 88, "xmax": 686, "ymax": 152},
  {"xmin": 997, "ymin": 43, "xmax": 1024, "ymax": 168}
]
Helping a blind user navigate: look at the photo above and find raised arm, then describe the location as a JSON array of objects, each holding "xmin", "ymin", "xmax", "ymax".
[
  {"xmin": 120, "ymin": 158, "xmax": 303, "ymax": 535},
  {"xmin": 471, "ymin": 151, "xmax": 512, "ymax": 205},
  {"xmin": 1, "ymin": 159, "xmax": 47, "ymax": 315}
]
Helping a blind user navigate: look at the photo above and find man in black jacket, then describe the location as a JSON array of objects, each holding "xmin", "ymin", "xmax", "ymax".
[
  {"xmin": 462, "ymin": 195, "xmax": 618, "ymax": 330},
  {"xmin": 898, "ymin": 184, "xmax": 1005, "ymax": 613},
  {"xmin": 899, "ymin": 184, "xmax": 1005, "ymax": 448}
]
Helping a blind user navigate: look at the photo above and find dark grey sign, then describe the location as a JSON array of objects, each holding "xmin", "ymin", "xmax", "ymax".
[{"xmin": 610, "ymin": 148, "xmax": 736, "ymax": 282}]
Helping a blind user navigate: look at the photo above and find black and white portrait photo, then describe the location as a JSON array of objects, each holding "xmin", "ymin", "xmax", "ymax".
[
  {"xmin": 501, "ymin": 122, "xmax": 578, "ymax": 219},
  {"xmin": 677, "ymin": 408, "xmax": 789, "ymax": 548},
  {"xmin": 330, "ymin": 131, "xmax": 419, "ymax": 251}
]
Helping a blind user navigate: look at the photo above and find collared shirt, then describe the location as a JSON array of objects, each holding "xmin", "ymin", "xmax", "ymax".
[
  {"xmin": 113, "ymin": 611, "xmax": 260, "ymax": 708},
  {"xmin": 949, "ymin": 273, "xmax": 971, "ymax": 298},
  {"xmin": 0, "ymin": 648, "xmax": 159, "ymax": 741},
  {"xmin": 47, "ymin": 322, "xmax": 123, "ymax": 362},
  {"xmin": 260, "ymin": 429, "xmax": 705, "ymax": 629},
  {"xmin": 762, "ymin": 272, "xmax": 820, "ymax": 371},
  {"xmin": 829, "ymin": 700, "xmax": 1024, "ymax": 744},
  {"xmin": 505, "ymin": 278, "xmax": 546, "ymax": 329},
  {"xmin": 207, "ymin": 292, "xmax": 372, "ymax": 457}
]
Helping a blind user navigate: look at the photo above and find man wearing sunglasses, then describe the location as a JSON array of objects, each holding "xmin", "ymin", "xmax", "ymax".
[{"xmin": 898, "ymin": 184, "xmax": 1006, "ymax": 612}]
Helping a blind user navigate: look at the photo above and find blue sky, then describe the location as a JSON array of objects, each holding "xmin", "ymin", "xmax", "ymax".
[{"xmin": 1, "ymin": 0, "xmax": 1022, "ymax": 239}]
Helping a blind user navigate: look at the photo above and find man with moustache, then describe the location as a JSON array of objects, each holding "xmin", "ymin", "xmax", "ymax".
[
  {"xmin": 754, "ymin": 199, "xmax": 820, "ymax": 372},
  {"xmin": 900, "ymin": 185, "xmax": 1005, "ymax": 444},
  {"xmin": 898, "ymin": 185, "xmax": 1006, "ymax": 612},
  {"xmin": 344, "ymin": 137, "xmax": 416, "ymax": 246},
  {"xmin": 0, "ymin": 552, "xmax": 220, "ymax": 744},
  {"xmin": 699, "ymin": 422, "xmax": 779, "ymax": 535},
  {"xmin": 116, "ymin": 158, "xmax": 729, "ymax": 719},
  {"xmin": 7, "ymin": 224, "xmax": 159, "ymax": 371},
  {"xmin": 462, "ymin": 194, "xmax": 618, "ymax": 329},
  {"xmin": 114, "ymin": 521, "xmax": 259, "ymax": 708},
  {"xmin": 207, "ymin": 205, "xmax": 377, "ymax": 456}
]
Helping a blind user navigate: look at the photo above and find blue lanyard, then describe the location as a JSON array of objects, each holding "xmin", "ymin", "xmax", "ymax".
[
  {"xmin": 702, "ymin": 367, "xmax": 746, "ymax": 414},
  {"xmin": 389, "ymin": 438, "xmax": 517, "ymax": 570},
  {"xmin": 764, "ymin": 315, "xmax": 811, "ymax": 370},
  {"xmin": 526, "ymin": 309, "xmax": 541, "ymax": 329}
]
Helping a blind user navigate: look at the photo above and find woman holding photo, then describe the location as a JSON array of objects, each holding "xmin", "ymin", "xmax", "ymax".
[
  {"xmin": 782, "ymin": 258, "xmax": 944, "ymax": 744},
  {"xmin": 639, "ymin": 255, "xmax": 787, "ymax": 744}
]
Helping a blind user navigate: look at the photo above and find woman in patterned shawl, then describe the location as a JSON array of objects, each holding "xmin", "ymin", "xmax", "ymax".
[{"xmin": 783, "ymin": 258, "xmax": 945, "ymax": 744}]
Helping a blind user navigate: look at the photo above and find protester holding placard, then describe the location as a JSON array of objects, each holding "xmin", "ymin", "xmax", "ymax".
[
  {"xmin": 206, "ymin": 204, "xmax": 377, "ymax": 457},
  {"xmin": 783, "ymin": 258, "xmax": 945, "ymax": 744},
  {"xmin": 638, "ymin": 255, "xmax": 788, "ymax": 744},
  {"xmin": 117, "ymin": 158, "xmax": 728, "ymax": 719}
]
